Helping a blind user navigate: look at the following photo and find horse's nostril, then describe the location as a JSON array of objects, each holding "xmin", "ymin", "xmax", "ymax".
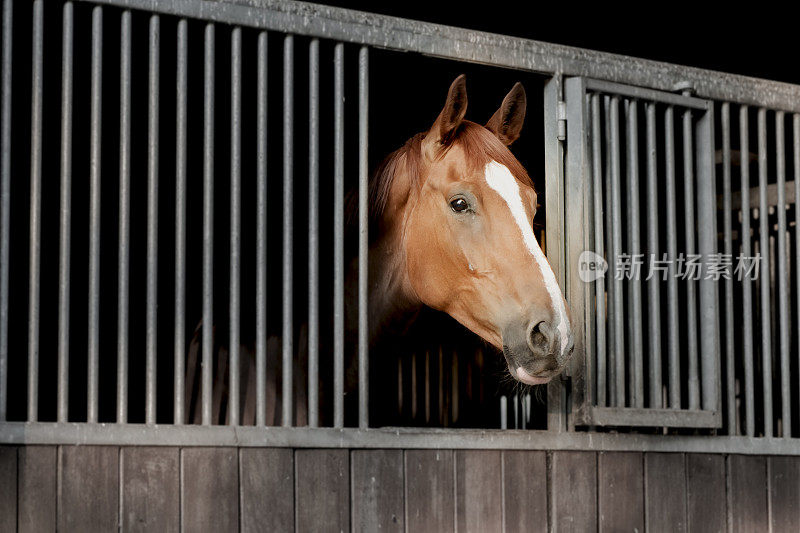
[{"xmin": 527, "ymin": 320, "xmax": 552, "ymax": 355}]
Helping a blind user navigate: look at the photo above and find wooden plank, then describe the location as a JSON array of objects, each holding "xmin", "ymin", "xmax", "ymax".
[
  {"xmin": 598, "ymin": 452, "xmax": 644, "ymax": 532},
  {"xmin": 181, "ymin": 447, "xmax": 238, "ymax": 532},
  {"xmin": 768, "ymin": 456, "xmax": 800, "ymax": 532},
  {"xmin": 352, "ymin": 449, "xmax": 404, "ymax": 532},
  {"xmin": 551, "ymin": 451, "xmax": 597, "ymax": 532},
  {"xmin": 295, "ymin": 449, "xmax": 349, "ymax": 533},
  {"xmin": 121, "ymin": 447, "xmax": 179, "ymax": 532},
  {"xmin": 502, "ymin": 450, "xmax": 547, "ymax": 533},
  {"xmin": 644, "ymin": 452, "xmax": 686, "ymax": 533},
  {"xmin": 455, "ymin": 450, "xmax": 502, "ymax": 533},
  {"xmin": 17, "ymin": 445, "xmax": 56, "ymax": 533},
  {"xmin": 728, "ymin": 454, "xmax": 768, "ymax": 532},
  {"xmin": 405, "ymin": 450, "xmax": 455, "ymax": 533},
  {"xmin": 240, "ymin": 448, "xmax": 294, "ymax": 533},
  {"xmin": 0, "ymin": 447, "xmax": 16, "ymax": 533},
  {"xmin": 58, "ymin": 446, "xmax": 119, "ymax": 532},
  {"xmin": 686, "ymin": 453, "xmax": 726, "ymax": 533}
]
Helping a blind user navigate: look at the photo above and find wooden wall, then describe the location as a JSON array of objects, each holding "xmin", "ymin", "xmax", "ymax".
[{"xmin": 1, "ymin": 446, "xmax": 798, "ymax": 532}]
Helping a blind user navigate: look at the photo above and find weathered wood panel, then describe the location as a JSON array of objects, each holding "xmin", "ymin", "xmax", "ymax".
[
  {"xmin": 405, "ymin": 449, "xmax": 455, "ymax": 533},
  {"xmin": 0, "ymin": 447, "xmax": 16, "ymax": 533},
  {"xmin": 181, "ymin": 447, "xmax": 239, "ymax": 532},
  {"xmin": 295, "ymin": 449, "xmax": 349, "ymax": 533},
  {"xmin": 352, "ymin": 449, "xmax": 404, "ymax": 532},
  {"xmin": 728, "ymin": 454, "xmax": 768, "ymax": 533},
  {"xmin": 58, "ymin": 446, "xmax": 119, "ymax": 533},
  {"xmin": 17, "ymin": 445, "xmax": 56, "ymax": 533},
  {"xmin": 644, "ymin": 452, "xmax": 686, "ymax": 533},
  {"xmin": 240, "ymin": 448, "xmax": 294, "ymax": 533},
  {"xmin": 686, "ymin": 453, "xmax": 726, "ymax": 533},
  {"xmin": 768, "ymin": 456, "xmax": 800, "ymax": 532},
  {"xmin": 502, "ymin": 450, "xmax": 547, "ymax": 533},
  {"xmin": 455, "ymin": 450, "xmax": 503, "ymax": 533},
  {"xmin": 121, "ymin": 447, "xmax": 179, "ymax": 532},
  {"xmin": 551, "ymin": 451, "xmax": 597, "ymax": 532},
  {"xmin": 598, "ymin": 451, "xmax": 644, "ymax": 532}
]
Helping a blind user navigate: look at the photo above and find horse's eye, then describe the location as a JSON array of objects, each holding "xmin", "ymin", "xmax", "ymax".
[{"xmin": 450, "ymin": 197, "xmax": 469, "ymax": 213}]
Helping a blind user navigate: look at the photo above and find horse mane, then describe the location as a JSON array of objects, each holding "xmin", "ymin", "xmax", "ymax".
[{"xmin": 369, "ymin": 120, "xmax": 534, "ymax": 221}]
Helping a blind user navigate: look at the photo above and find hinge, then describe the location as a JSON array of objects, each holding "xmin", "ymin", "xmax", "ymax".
[{"xmin": 557, "ymin": 100, "xmax": 567, "ymax": 141}]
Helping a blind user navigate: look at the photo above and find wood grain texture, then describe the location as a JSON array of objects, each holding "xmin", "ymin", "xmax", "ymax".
[
  {"xmin": 598, "ymin": 451, "xmax": 644, "ymax": 532},
  {"xmin": 768, "ymin": 456, "xmax": 800, "ymax": 532},
  {"xmin": 240, "ymin": 448, "xmax": 294, "ymax": 533},
  {"xmin": 550, "ymin": 451, "xmax": 597, "ymax": 532},
  {"xmin": 455, "ymin": 450, "xmax": 502, "ymax": 533},
  {"xmin": 728, "ymin": 454, "xmax": 767, "ymax": 533},
  {"xmin": 121, "ymin": 447, "xmax": 179, "ymax": 532},
  {"xmin": 686, "ymin": 453, "xmax": 726, "ymax": 533},
  {"xmin": 351, "ymin": 449, "xmax": 404, "ymax": 532},
  {"xmin": 17, "ymin": 445, "xmax": 56, "ymax": 533},
  {"xmin": 0, "ymin": 447, "xmax": 16, "ymax": 533},
  {"xmin": 181, "ymin": 447, "xmax": 239, "ymax": 532},
  {"xmin": 295, "ymin": 449, "xmax": 349, "ymax": 533},
  {"xmin": 644, "ymin": 452, "xmax": 686, "ymax": 533},
  {"xmin": 405, "ymin": 450, "xmax": 455, "ymax": 533},
  {"xmin": 502, "ymin": 450, "xmax": 547, "ymax": 533},
  {"xmin": 58, "ymin": 446, "xmax": 119, "ymax": 533}
]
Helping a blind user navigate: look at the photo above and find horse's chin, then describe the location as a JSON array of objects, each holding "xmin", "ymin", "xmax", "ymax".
[{"xmin": 507, "ymin": 364, "xmax": 552, "ymax": 386}]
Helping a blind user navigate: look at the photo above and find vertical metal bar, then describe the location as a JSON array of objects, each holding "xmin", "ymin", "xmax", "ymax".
[
  {"xmin": 645, "ymin": 101, "xmax": 662, "ymax": 409},
  {"xmin": 740, "ymin": 106, "xmax": 756, "ymax": 437},
  {"xmin": 682, "ymin": 104, "xmax": 700, "ymax": 411},
  {"xmin": 664, "ymin": 106, "xmax": 681, "ymax": 409},
  {"xmin": 625, "ymin": 99, "xmax": 644, "ymax": 408},
  {"xmin": 590, "ymin": 94, "xmax": 606, "ymax": 407},
  {"xmin": 603, "ymin": 96, "xmax": 617, "ymax": 406},
  {"xmin": 721, "ymin": 103, "xmax": 735, "ymax": 432},
  {"xmin": 757, "ymin": 107, "xmax": 773, "ymax": 437},
  {"xmin": 308, "ymin": 38, "xmax": 319, "ymax": 427},
  {"xmin": 145, "ymin": 14, "xmax": 160, "ymax": 426},
  {"xmin": 358, "ymin": 46, "xmax": 369, "ymax": 429},
  {"xmin": 87, "ymin": 6, "xmax": 103, "ymax": 423},
  {"xmin": 609, "ymin": 96, "xmax": 625, "ymax": 407},
  {"xmin": 202, "ymin": 22, "xmax": 215, "ymax": 426},
  {"xmin": 117, "ymin": 9, "xmax": 131, "ymax": 424},
  {"xmin": 795, "ymin": 114, "xmax": 800, "ymax": 439},
  {"xmin": 174, "ymin": 18, "xmax": 187, "ymax": 425},
  {"xmin": 333, "ymin": 43, "xmax": 345, "ymax": 428},
  {"xmin": 255, "ymin": 31, "xmax": 267, "ymax": 427},
  {"xmin": 58, "ymin": 2, "xmax": 74, "ymax": 423},
  {"xmin": 775, "ymin": 111, "xmax": 790, "ymax": 437},
  {"xmin": 228, "ymin": 26, "xmax": 241, "ymax": 426},
  {"xmin": 0, "ymin": 0, "xmax": 12, "ymax": 422},
  {"xmin": 282, "ymin": 34, "xmax": 294, "ymax": 427},
  {"xmin": 27, "ymin": 0, "xmax": 43, "ymax": 422}
]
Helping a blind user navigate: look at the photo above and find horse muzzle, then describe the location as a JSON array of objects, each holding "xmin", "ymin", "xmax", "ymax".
[{"xmin": 501, "ymin": 317, "xmax": 574, "ymax": 385}]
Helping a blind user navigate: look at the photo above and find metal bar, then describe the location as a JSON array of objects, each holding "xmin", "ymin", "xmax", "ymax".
[
  {"xmin": 740, "ymin": 106, "xmax": 755, "ymax": 437},
  {"xmin": 625, "ymin": 99, "xmax": 644, "ymax": 408},
  {"xmin": 585, "ymin": 79, "xmax": 709, "ymax": 110},
  {"xmin": 174, "ymin": 18, "xmax": 187, "ymax": 425},
  {"xmin": 333, "ymin": 42, "xmax": 344, "ymax": 428},
  {"xmin": 308, "ymin": 38, "xmax": 319, "ymax": 427},
  {"xmin": 645, "ymin": 101, "xmax": 662, "ymax": 409},
  {"xmin": 58, "ymin": 2, "xmax": 74, "ymax": 424},
  {"xmin": 202, "ymin": 22, "xmax": 215, "ymax": 426},
  {"xmin": 145, "ymin": 14, "xmax": 160, "ymax": 426},
  {"xmin": 27, "ymin": 0, "xmax": 43, "ymax": 423},
  {"xmin": 682, "ymin": 104, "xmax": 700, "ymax": 411},
  {"xmin": 795, "ymin": 114, "xmax": 800, "ymax": 441},
  {"xmin": 775, "ymin": 111, "xmax": 790, "ymax": 437},
  {"xmin": 609, "ymin": 96, "xmax": 625, "ymax": 407},
  {"xmin": 117, "ymin": 9, "xmax": 131, "ymax": 424},
  {"xmin": 721, "ymin": 103, "xmax": 735, "ymax": 432},
  {"xmin": 255, "ymin": 30, "xmax": 267, "ymax": 427},
  {"xmin": 229, "ymin": 26, "xmax": 241, "ymax": 426},
  {"xmin": 358, "ymin": 46, "xmax": 369, "ymax": 429},
  {"xmin": 282, "ymin": 34, "xmax": 294, "ymax": 427},
  {"xmin": 757, "ymin": 107, "xmax": 773, "ymax": 437},
  {"xmin": 603, "ymin": 96, "xmax": 616, "ymax": 406},
  {"xmin": 590, "ymin": 94, "xmax": 606, "ymax": 408},
  {"xmin": 664, "ymin": 106, "xmax": 681, "ymax": 409},
  {"xmin": 0, "ymin": 0, "xmax": 12, "ymax": 422},
  {"xmin": 87, "ymin": 6, "xmax": 103, "ymax": 424}
]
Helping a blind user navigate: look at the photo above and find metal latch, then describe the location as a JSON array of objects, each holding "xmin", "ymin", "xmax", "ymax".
[{"xmin": 557, "ymin": 101, "xmax": 567, "ymax": 141}]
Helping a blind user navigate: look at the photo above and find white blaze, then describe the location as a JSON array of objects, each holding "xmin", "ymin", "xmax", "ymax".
[{"xmin": 484, "ymin": 160, "xmax": 571, "ymax": 358}]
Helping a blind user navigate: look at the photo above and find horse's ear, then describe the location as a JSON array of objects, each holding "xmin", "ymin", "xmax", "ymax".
[
  {"xmin": 485, "ymin": 82, "xmax": 526, "ymax": 145},
  {"xmin": 423, "ymin": 74, "xmax": 468, "ymax": 158}
]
